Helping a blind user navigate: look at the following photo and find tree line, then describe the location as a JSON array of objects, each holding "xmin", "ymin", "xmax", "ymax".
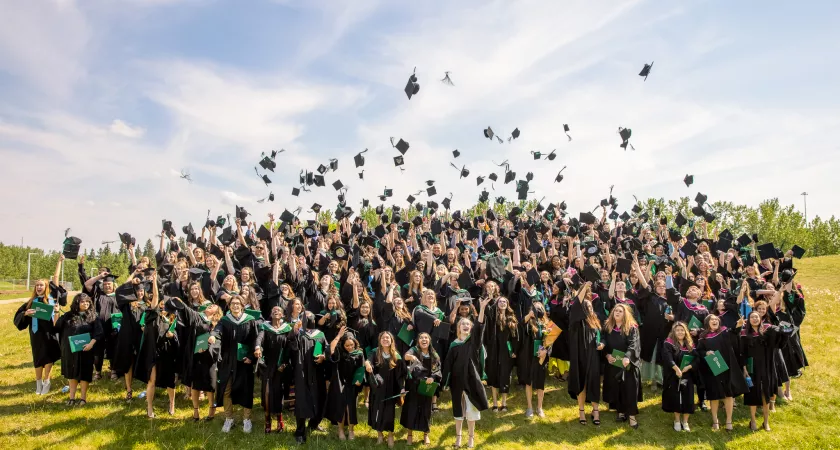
[{"xmin": 1, "ymin": 197, "xmax": 836, "ymax": 290}]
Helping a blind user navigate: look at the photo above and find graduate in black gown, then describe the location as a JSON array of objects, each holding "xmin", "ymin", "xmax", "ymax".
[
  {"xmin": 365, "ymin": 331, "xmax": 407, "ymax": 448},
  {"xmin": 637, "ymin": 277, "xmax": 670, "ymax": 387},
  {"xmin": 565, "ymin": 282, "xmax": 604, "ymax": 426},
  {"xmin": 133, "ymin": 276, "xmax": 181, "ymax": 418},
  {"xmin": 442, "ymin": 296, "xmax": 490, "ymax": 449},
  {"xmin": 740, "ymin": 310, "xmax": 791, "ymax": 432},
  {"xmin": 778, "ymin": 282, "xmax": 808, "ymax": 400},
  {"xmin": 324, "ymin": 325, "xmax": 364, "ymax": 440},
  {"xmin": 661, "ymin": 322, "xmax": 697, "ymax": 431},
  {"xmin": 112, "ymin": 276, "xmax": 148, "ymax": 401},
  {"xmin": 210, "ymin": 295, "xmax": 259, "ymax": 433},
  {"xmin": 666, "ymin": 285, "xmax": 711, "ymax": 410},
  {"xmin": 602, "ymin": 303, "xmax": 642, "ymax": 428},
  {"xmin": 520, "ymin": 302, "xmax": 551, "ymax": 418},
  {"xmin": 54, "ymin": 294, "xmax": 103, "ymax": 406},
  {"xmin": 288, "ymin": 312, "xmax": 328, "ymax": 444},
  {"xmin": 695, "ymin": 313, "xmax": 746, "ymax": 431},
  {"xmin": 400, "ymin": 333, "xmax": 442, "ymax": 445},
  {"xmin": 484, "ymin": 296, "xmax": 519, "ymax": 411},
  {"xmin": 254, "ymin": 305, "xmax": 292, "ymax": 433},
  {"xmin": 83, "ymin": 271, "xmax": 119, "ymax": 380},
  {"xmin": 14, "ymin": 268, "xmax": 63, "ymax": 396},
  {"xmin": 174, "ymin": 298, "xmax": 222, "ymax": 421}
]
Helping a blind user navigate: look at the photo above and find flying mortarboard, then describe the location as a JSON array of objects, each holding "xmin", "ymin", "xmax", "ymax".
[
  {"xmin": 404, "ymin": 68, "xmax": 420, "ymax": 100},
  {"xmin": 483, "ymin": 127, "xmax": 495, "ymax": 140},
  {"xmin": 333, "ymin": 180, "xmax": 344, "ymax": 190},
  {"xmin": 391, "ymin": 137, "xmax": 410, "ymax": 155},
  {"xmin": 791, "ymin": 245, "xmax": 806, "ymax": 259},
  {"xmin": 618, "ymin": 127, "xmax": 634, "ymax": 151},
  {"xmin": 675, "ymin": 212, "xmax": 687, "ymax": 227},
  {"xmin": 757, "ymin": 243, "xmax": 777, "ymax": 260},
  {"xmin": 683, "ymin": 174, "xmax": 694, "ymax": 187},
  {"xmin": 62, "ymin": 236, "xmax": 82, "ymax": 259},
  {"xmin": 488, "ymin": 173, "xmax": 498, "ymax": 182},
  {"xmin": 476, "ymin": 175, "xmax": 485, "ymax": 185},
  {"xmin": 510, "ymin": 128, "xmax": 520, "ymax": 140},
  {"xmin": 394, "ymin": 155, "xmax": 405, "ymax": 166},
  {"xmin": 427, "ymin": 186, "xmax": 437, "ymax": 196},
  {"xmin": 639, "ymin": 61, "xmax": 654, "ymax": 81},
  {"xmin": 452, "ymin": 149, "xmax": 460, "ymax": 158},
  {"xmin": 354, "ymin": 149, "xmax": 367, "ymax": 168},
  {"xmin": 259, "ymin": 156, "xmax": 276, "ymax": 172},
  {"xmin": 563, "ymin": 124, "xmax": 572, "ymax": 141},
  {"xmin": 313, "ymin": 174, "xmax": 325, "ymax": 187}
]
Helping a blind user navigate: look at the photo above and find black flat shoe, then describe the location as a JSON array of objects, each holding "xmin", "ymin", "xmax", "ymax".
[
  {"xmin": 76, "ymin": 399, "xmax": 86, "ymax": 407},
  {"xmin": 500, "ymin": 406, "xmax": 508, "ymax": 412}
]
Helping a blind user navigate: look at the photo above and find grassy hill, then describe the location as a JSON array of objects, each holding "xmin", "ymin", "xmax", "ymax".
[{"xmin": 1, "ymin": 256, "xmax": 839, "ymax": 449}]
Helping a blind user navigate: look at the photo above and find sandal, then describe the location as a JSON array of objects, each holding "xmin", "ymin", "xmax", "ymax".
[
  {"xmin": 76, "ymin": 399, "xmax": 86, "ymax": 407},
  {"xmin": 749, "ymin": 419, "xmax": 757, "ymax": 431},
  {"xmin": 591, "ymin": 409, "xmax": 600, "ymax": 426},
  {"xmin": 578, "ymin": 408, "xmax": 586, "ymax": 425},
  {"xmin": 725, "ymin": 422, "xmax": 733, "ymax": 432},
  {"xmin": 424, "ymin": 434, "xmax": 431, "ymax": 445},
  {"xmin": 66, "ymin": 398, "xmax": 76, "ymax": 406},
  {"xmin": 629, "ymin": 416, "xmax": 639, "ymax": 429},
  {"xmin": 712, "ymin": 420, "xmax": 720, "ymax": 431},
  {"xmin": 500, "ymin": 405, "xmax": 508, "ymax": 412},
  {"xmin": 763, "ymin": 421, "xmax": 771, "ymax": 431},
  {"xmin": 467, "ymin": 432, "xmax": 475, "ymax": 448},
  {"xmin": 125, "ymin": 390, "xmax": 133, "ymax": 402},
  {"xmin": 454, "ymin": 434, "xmax": 462, "ymax": 448},
  {"xmin": 193, "ymin": 408, "xmax": 201, "ymax": 422}
]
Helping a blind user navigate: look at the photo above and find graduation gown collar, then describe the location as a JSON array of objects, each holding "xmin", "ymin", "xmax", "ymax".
[
  {"xmin": 223, "ymin": 311, "xmax": 254, "ymax": 325},
  {"xmin": 261, "ymin": 321, "xmax": 291, "ymax": 334}
]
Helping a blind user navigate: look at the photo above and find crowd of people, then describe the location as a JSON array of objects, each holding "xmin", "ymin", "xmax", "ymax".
[{"xmin": 14, "ymin": 204, "xmax": 809, "ymax": 447}]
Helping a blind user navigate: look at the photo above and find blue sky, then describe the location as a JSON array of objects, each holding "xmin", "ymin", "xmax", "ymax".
[{"xmin": 1, "ymin": 0, "xmax": 838, "ymax": 250}]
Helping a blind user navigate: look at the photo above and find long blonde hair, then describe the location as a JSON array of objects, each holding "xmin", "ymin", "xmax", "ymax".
[
  {"xmin": 376, "ymin": 331, "xmax": 400, "ymax": 368},
  {"xmin": 26, "ymin": 279, "xmax": 50, "ymax": 309},
  {"xmin": 604, "ymin": 303, "xmax": 638, "ymax": 336},
  {"xmin": 667, "ymin": 321, "xmax": 694, "ymax": 350}
]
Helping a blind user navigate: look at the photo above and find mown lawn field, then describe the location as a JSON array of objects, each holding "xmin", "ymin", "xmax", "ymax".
[{"xmin": 1, "ymin": 256, "xmax": 840, "ymax": 449}]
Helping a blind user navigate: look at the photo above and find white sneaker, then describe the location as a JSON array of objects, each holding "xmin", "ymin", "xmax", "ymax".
[
  {"xmin": 242, "ymin": 419, "xmax": 252, "ymax": 433},
  {"xmin": 673, "ymin": 421, "xmax": 682, "ymax": 431},
  {"xmin": 536, "ymin": 409, "xmax": 545, "ymax": 418},
  {"xmin": 682, "ymin": 422, "xmax": 690, "ymax": 432},
  {"xmin": 41, "ymin": 380, "xmax": 51, "ymax": 395},
  {"xmin": 35, "ymin": 380, "xmax": 42, "ymax": 395},
  {"xmin": 222, "ymin": 418, "xmax": 234, "ymax": 433},
  {"xmin": 525, "ymin": 408, "xmax": 533, "ymax": 418}
]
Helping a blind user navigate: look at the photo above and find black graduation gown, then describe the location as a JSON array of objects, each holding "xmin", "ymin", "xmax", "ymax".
[
  {"xmin": 133, "ymin": 309, "xmax": 180, "ymax": 389},
  {"xmin": 111, "ymin": 287, "xmax": 146, "ymax": 376},
  {"xmin": 519, "ymin": 322, "xmax": 550, "ymax": 389},
  {"xmin": 212, "ymin": 312, "xmax": 258, "ymax": 408},
  {"xmin": 548, "ymin": 299, "xmax": 570, "ymax": 361},
  {"xmin": 93, "ymin": 292, "xmax": 118, "ymax": 361},
  {"xmin": 348, "ymin": 310, "xmax": 378, "ymax": 358},
  {"xmin": 740, "ymin": 324, "xmax": 791, "ymax": 406},
  {"xmin": 367, "ymin": 351, "xmax": 407, "ymax": 432},
  {"xmin": 383, "ymin": 311, "xmax": 413, "ymax": 356},
  {"xmin": 484, "ymin": 318, "xmax": 518, "ymax": 393},
  {"xmin": 636, "ymin": 291, "xmax": 670, "ymax": 364},
  {"xmin": 289, "ymin": 327, "xmax": 328, "ymax": 420},
  {"xmin": 179, "ymin": 306, "xmax": 217, "ymax": 391},
  {"xmin": 55, "ymin": 312, "xmax": 103, "ymax": 382},
  {"xmin": 400, "ymin": 348, "xmax": 442, "ymax": 432},
  {"xmin": 673, "ymin": 299, "xmax": 710, "ymax": 336},
  {"xmin": 776, "ymin": 308, "xmax": 807, "ymax": 374},
  {"xmin": 695, "ymin": 326, "xmax": 748, "ymax": 400},
  {"xmin": 325, "ymin": 348, "xmax": 364, "ymax": 425},
  {"xmin": 565, "ymin": 300, "xmax": 601, "ymax": 403},
  {"xmin": 602, "ymin": 325, "xmax": 642, "ymax": 416},
  {"xmin": 255, "ymin": 322, "xmax": 292, "ymax": 414},
  {"xmin": 442, "ymin": 322, "xmax": 489, "ymax": 417},
  {"xmin": 660, "ymin": 339, "xmax": 696, "ymax": 414},
  {"xmin": 14, "ymin": 300, "xmax": 61, "ymax": 367}
]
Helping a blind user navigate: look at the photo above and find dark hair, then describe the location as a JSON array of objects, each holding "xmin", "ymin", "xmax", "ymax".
[{"xmin": 70, "ymin": 294, "xmax": 96, "ymax": 323}]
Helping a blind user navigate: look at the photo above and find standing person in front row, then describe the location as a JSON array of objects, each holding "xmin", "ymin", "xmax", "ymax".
[
  {"xmin": 209, "ymin": 295, "xmax": 258, "ymax": 433},
  {"xmin": 254, "ymin": 305, "xmax": 292, "ymax": 433},
  {"xmin": 177, "ymin": 299, "xmax": 222, "ymax": 422},
  {"xmin": 565, "ymin": 282, "xmax": 604, "ymax": 426},
  {"xmin": 14, "ymin": 257, "xmax": 64, "ymax": 395},
  {"xmin": 661, "ymin": 321, "xmax": 696, "ymax": 431},
  {"xmin": 289, "ymin": 312, "xmax": 328, "ymax": 444},
  {"xmin": 740, "ymin": 309, "xmax": 792, "ymax": 432},
  {"xmin": 696, "ymin": 314, "xmax": 746, "ymax": 431},
  {"xmin": 54, "ymin": 294, "xmax": 103, "ymax": 406},
  {"xmin": 603, "ymin": 303, "xmax": 642, "ymax": 429},
  {"xmin": 521, "ymin": 302, "xmax": 551, "ymax": 418},
  {"xmin": 442, "ymin": 296, "xmax": 490, "ymax": 449},
  {"xmin": 325, "ymin": 325, "xmax": 364, "ymax": 441},
  {"xmin": 365, "ymin": 331, "xmax": 407, "ymax": 448},
  {"xmin": 401, "ymin": 332, "xmax": 442, "ymax": 445}
]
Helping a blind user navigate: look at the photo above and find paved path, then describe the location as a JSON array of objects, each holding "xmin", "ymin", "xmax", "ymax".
[{"xmin": 0, "ymin": 292, "xmax": 81, "ymax": 305}]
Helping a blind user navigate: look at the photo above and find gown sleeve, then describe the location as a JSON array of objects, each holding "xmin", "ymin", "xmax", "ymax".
[{"xmin": 14, "ymin": 303, "xmax": 31, "ymax": 331}]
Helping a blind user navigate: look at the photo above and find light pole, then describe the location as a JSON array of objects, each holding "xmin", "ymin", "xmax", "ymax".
[
  {"xmin": 801, "ymin": 192, "xmax": 808, "ymax": 225},
  {"xmin": 26, "ymin": 252, "xmax": 38, "ymax": 290}
]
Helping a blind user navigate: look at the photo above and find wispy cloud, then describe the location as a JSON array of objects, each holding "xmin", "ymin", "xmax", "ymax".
[{"xmin": 109, "ymin": 119, "xmax": 146, "ymax": 138}]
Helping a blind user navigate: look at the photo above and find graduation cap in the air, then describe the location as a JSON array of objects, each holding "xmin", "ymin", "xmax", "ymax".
[
  {"xmin": 756, "ymin": 243, "xmax": 777, "ymax": 260},
  {"xmin": 674, "ymin": 212, "xmax": 687, "ymax": 227},
  {"xmin": 329, "ymin": 158, "xmax": 338, "ymax": 172},
  {"xmin": 618, "ymin": 127, "xmax": 635, "ymax": 151},
  {"xmin": 476, "ymin": 175, "xmax": 485, "ymax": 186},
  {"xmin": 259, "ymin": 156, "xmax": 276, "ymax": 172},
  {"xmin": 62, "ymin": 235, "xmax": 82, "ymax": 259},
  {"xmin": 483, "ymin": 127, "xmax": 495, "ymax": 140},
  {"xmin": 504, "ymin": 171, "xmax": 516, "ymax": 184},
  {"xmin": 161, "ymin": 220, "xmax": 173, "ymax": 233},
  {"xmin": 691, "ymin": 205, "xmax": 705, "ymax": 217},
  {"xmin": 354, "ymin": 149, "xmax": 368, "ymax": 168},
  {"xmin": 703, "ymin": 212, "xmax": 716, "ymax": 223},
  {"xmin": 639, "ymin": 61, "xmax": 653, "ymax": 81},
  {"xmin": 620, "ymin": 211, "xmax": 631, "ymax": 222},
  {"xmin": 544, "ymin": 149, "xmax": 557, "ymax": 161},
  {"xmin": 291, "ymin": 187, "xmax": 301, "ymax": 197},
  {"xmin": 580, "ymin": 212, "xmax": 597, "ymax": 225},
  {"xmin": 260, "ymin": 174, "xmax": 271, "ymax": 185},
  {"xmin": 309, "ymin": 203, "xmax": 322, "ymax": 214},
  {"xmin": 236, "ymin": 205, "xmax": 249, "ymax": 221},
  {"xmin": 317, "ymin": 164, "xmax": 328, "ymax": 175},
  {"xmin": 119, "ymin": 232, "xmax": 134, "ymax": 247},
  {"xmin": 427, "ymin": 185, "xmax": 437, "ymax": 196},
  {"xmin": 280, "ymin": 209, "xmax": 296, "ymax": 223},
  {"xmin": 404, "ymin": 67, "xmax": 420, "ymax": 100},
  {"xmin": 478, "ymin": 190, "xmax": 489, "ymax": 203},
  {"xmin": 442, "ymin": 195, "xmax": 452, "ymax": 210},
  {"xmin": 695, "ymin": 192, "xmax": 708, "ymax": 206},
  {"xmin": 531, "ymin": 151, "xmax": 542, "ymax": 160},
  {"xmin": 331, "ymin": 180, "xmax": 344, "ymax": 191},
  {"xmin": 219, "ymin": 227, "xmax": 235, "ymax": 246},
  {"xmin": 394, "ymin": 155, "xmax": 405, "ymax": 167},
  {"xmin": 791, "ymin": 245, "xmax": 806, "ymax": 259},
  {"xmin": 510, "ymin": 128, "xmax": 520, "ymax": 141},
  {"xmin": 554, "ymin": 165, "xmax": 567, "ymax": 183},
  {"xmin": 451, "ymin": 163, "xmax": 469, "ymax": 178},
  {"xmin": 563, "ymin": 124, "xmax": 572, "ymax": 141},
  {"xmin": 390, "ymin": 137, "xmax": 410, "ymax": 155},
  {"xmin": 681, "ymin": 241, "xmax": 698, "ymax": 257},
  {"xmin": 609, "ymin": 211, "xmax": 619, "ymax": 221},
  {"xmin": 684, "ymin": 174, "xmax": 694, "ymax": 187},
  {"xmin": 452, "ymin": 149, "xmax": 460, "ymax": 158},
  {"xmin": 313, "ymin": 174, "xmax": 325, "ymax": 187},
  {"xmin": 488, "ymin": 173, "xmax": 498, "ymax": 182},
  {"xmin": 305, "ymin": 171, "xmax": 314, "ymax": 186}
]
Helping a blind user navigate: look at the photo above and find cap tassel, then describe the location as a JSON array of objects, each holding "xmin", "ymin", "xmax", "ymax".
[{"xmin": 566, "ymin": 132, "xmax": 572, "ymax": 141}]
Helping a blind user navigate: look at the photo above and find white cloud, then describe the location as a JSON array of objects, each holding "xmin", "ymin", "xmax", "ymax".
[
  {"xmin": 221, "ymin": 191, "xmax": 255, "ymax": 206},
  {"xmin": 109, "ymin": 119, "xmax": 146, "ymax": 138}
]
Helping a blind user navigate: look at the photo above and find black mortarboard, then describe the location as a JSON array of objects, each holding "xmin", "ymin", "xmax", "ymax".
[
  {"xmin": 716, "ymin": 238, "xmax": 732, "ymax": 253},
  {"xmin": 654, "ymin": 207, "xmax": 661, "ymax": 216},
  {"xmin": 291, "ymin": 187, "xmax": 300, "ymax": 196},
  {"xmin": 391, "ymin": 138, "xmax": 410, "ymax": 155},
  {"xmin": 476, "ymin": 175, "xmax": 485, "ymax": 186},
  {"xmin": 407, "ymin": 194, "xmax": 416, "ymax": 204},
  {"xmin": 719, "ymin": 229, "xmax": 734, "ymax": 241},
  {"xmin": 332, "ymin": 180, "xmax": 344, "ymax": 191},
  {"xmin": 317, "ymin": 164, "xmax": 328, "ymax": 174},
  {"xmin": 791, "ymin": 245, "xmax": 806, "ymax": 259},
  {"xmin": 119, "ymin": 232, "xmax": 133, "ymax": 246},
  {"xmin": 62, "ymin": 236, "xmax": 82, "ymax": 259},
  {"xmin": 563, "ymin": 124, "xmax": 572, "ymax": 141},
  {"xmin": 393, "ymin": 155, "xmax": 405, "ymax": 167},
  {"xmin": 354, "ymin": 149, "xmax": 367, "ymax": 168},
  {"xmin": 261, "ymin": 174, "xmax": 272, "ymax": 185},
  {"xmin": 631, "ymin": 204, "xmax": 642, "ymax": 214},
  {"xmin": 259, "ymin": 156, "xmax": 276, "ymax": 172},
  {"xmin": 452, "ymin": 149, "xmax": 460, "ymax": 158},
  {"xmin": 500, "ymin": 237, "xmax": 515, "ymax": 250},
  {"xmin": 384, "ymin": 188, "xmax": 393, "ymax": 197},
  {"xmin": 483, "ymin": 239, "xmax": 499, "ymax": 253},
  {"xmin": 256, "ymin": 225, "xmax": 272, "ymax": 241},
  {"xmin": 504, "ymin": 171, "xmax": 516, "ymax": 184},
  {"xmin": 691, "ymin": 205, "xmax": 705, "ymax": 217},
  {"xmin": 331, "ymin": 243, "xmax": 350, "ymax": 260},
  {"xmin": 442, "ymin": 197, "xmax": 452, "ymax": 210},
  {"xmin": 681, "ymin": 241, "xmax": 698, "ymax": 257},
  {"xmin": 510, "ymin": 128, "xmax": 520, "ymax": 140},
  {"xmin": 280, "ymin": 209, "xmax": 296, "ymax": 223},
  {"xmin": 620, "ymin": 211, "xmax": 631, "ymax": 222},
  {"xmin": 236, "ymin": 205, "xmax": 249, "ymax": 221},
  {"xmin": 668, "ymin": 228, "xmax": 682, "ymax": 241},
  {"xmin": 609, "ymin": 211, "xmax": 619, "ymax": 221},
  {"xmin": 703, "ymin": 212, "xmax": 716, "ymax": 223},
  {"xmin": 616, "ymin": 258, "xmax": 632, "ymax": 274},
  {"xmin": 581, "ymin": 265, "xmax": 600, "ymax": 283},
  {"xmin": 580, "ymin": 212, "xmax": 597, "ymax": 225},
  {"xmin": 427, "ymin": 186, "xmax": 437, "ymax": 196},
  {"xmin": 329, "ymin": 158, "xmax": 338, "ymax": 171},
  {"xmin": 639, "ymin": 62, "xmax": 653, "ymax": 80},
  {"xmin": 545, "ymin": 150, "xmax": 557, "ymax": 161},
  {"xmin": 430, "ymin": 219, "xmax": 442, "ymax": 235},
  {"xmin": 683, "ymin": 174, "xmax": 693, "ymax": 187},
  {"xmin": 483, "ymin": 127, "xmax": 495, "ymax": 140},
  {"xmin": 532, "ymin": 151, "xmax": 542, "ymax": 160},
  {"xmin": 757, "ymin": 243, "xmax": 776, "ymax": 260},
  {"xmin": 219, "ymin": 227, "xmax": 234, "ymax": 246},
  {"xmin": 405, "ymin": 69, "xmax": 420, "ymax": 99},
  {"xmin": 488, "ymin": 173, "xmax": 498, "ymax": 182},
  {"xmin": 466, "ymin": 228, "xmax": 480, "ymax": 240},
  {"xmin": 508, "ymin": 207, "xmax": 522, "ymax": 221},
  {"xmin": 675, "ymin": 212, "xmax": 687, "ymax": 227},
  {"xmin": 695, "ymin": 192, "xmax": 708, "ymax": 206},
  {"xmin": 313, "ymin": 174, "xmax": 325, "ymax": 187},
  {"xmin": 309, "ymin": 203, "xmax": 322, "ymax": 214},
  {"xmin": 737, "ymin": 233, "xmax": 752, "ymax": 247},
  {"xmin": 305, "ymin": 171, "xmax": 314, "ymax": 186}
]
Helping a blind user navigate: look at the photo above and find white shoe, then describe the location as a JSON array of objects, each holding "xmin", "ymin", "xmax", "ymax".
[
  {"xmin": 35, "ymin": 380, "xmax": 42, "ymax": 395},
  {"xmin": 242, "ymin": 419, "xmax": 252, "ymax": 433},
  {"xmin": 222, "ymin": 418, "xmax": 234, "ymax": 433},
  {"xmin": 41, "ymin": 380, "xmax": 51, "ymax": 395},
  {"xmin": 536, "ymin": 409, "xmax": 545, "ymax": 418},
  {"xmin": 682, "ymin": 422, "xmax": 690, "ymax": 432},
  {"xmin": 673, "ymin": 421, "xmax": 682, "ymax": 431}
]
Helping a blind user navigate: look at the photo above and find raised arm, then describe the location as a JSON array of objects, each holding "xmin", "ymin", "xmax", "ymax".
[{"xmin": 53, "ymin": 255, "xmax": 64, "ymax": 290}]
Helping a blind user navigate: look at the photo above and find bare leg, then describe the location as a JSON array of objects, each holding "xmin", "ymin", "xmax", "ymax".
[
  {"xmin": 146, "ymin": 366, "xmax": 157, "ymax": 417},
  {"xmin": 167, "ymin": 387, "xmax": 176, "ymax": 415},
  {"xmin": 749, "ymin": 405, "xmax": 757, "ymax": 430},
  {"xmin": 79, "ymin": 381, "xmax": 89, "ymax": 401},
  {"xmin": 724, "ymin": 397, "xmax": 734, "ymax": 430},
  {"xmin": 762, "ymin": 400, "xmax": 770, "ymax": 430},
  {"xmin": 536, "ymin": 389, "xmax": 545, "ymax": 412},
  {"xmin": 467, "ymin": 420, "xmax": 476, "ymax": 448},
  {"xmin": 68, "ymin": 379, "xmax": 78, "ymax": 401},
  {"xmin": 454, "ymin": 419, "xmax": 463, "ymax": 447},
  {"xmin": 207, "ymin": 391, "xmax": 216, "ymax": 418},
  {"xmin": 35, "ymin": 366, "xmax": 43, "ymax": 382},
  {"xmin": 576, "ymin": 391, "xmax": 586, "ymax": 423},
  {"xmin": 191, "ymin": 387, "xmax": 201, "ymax": 419},
  {"xmin": 525, "ymin": 385, "xmax": 533, "ymax": 412},
  {"xmin": 710, "ymin": 399, "xmax": 720, "ymax": 428},
  {"xmin": 491, "ymin": 387, "xmax": 498, "ymax": 408},
  {"xmin": 501, "ymin": 393, "xmax": 508, "ymax": 408}
]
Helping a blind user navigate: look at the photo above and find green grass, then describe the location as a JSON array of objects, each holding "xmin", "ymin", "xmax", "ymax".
[{"xmin": 2, "ymin": 257, "xmax": 840, "ymax": 449}]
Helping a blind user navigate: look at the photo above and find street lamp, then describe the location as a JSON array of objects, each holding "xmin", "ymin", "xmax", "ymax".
[
  {"xmin": 801, "ymin": 192, "xmax": 808, "ymax": 225},
  {"xmin": 26, "ymin": 252, "xmax": 38, "ymax": 290}
]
